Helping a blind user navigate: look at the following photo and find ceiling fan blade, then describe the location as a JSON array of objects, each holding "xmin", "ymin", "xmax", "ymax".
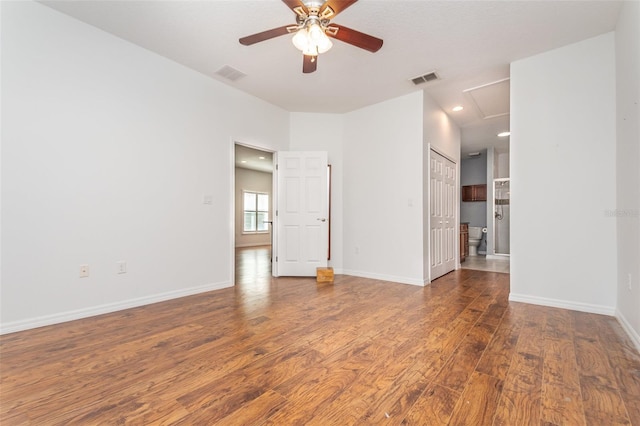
[
  {"xmin": 303, "ymin": 55, "xmax": 318, "ymax": 73},
  {"xmin": 320, "ymin": 0, "xmax": 358, "ymax": 19},
  {"xmin": 282, "ymin": 0, "xmax": 308, "ymax": 16},
  {"xmin": 239, "ymin": 25, "xmax": 293, "ymax": 46},
  {"xmin": 326, "ymin": 24, "xmax": 383, "ymax": 53}
]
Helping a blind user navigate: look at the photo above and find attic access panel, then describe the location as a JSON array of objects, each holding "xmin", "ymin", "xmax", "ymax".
[{"xmin": 464, "ymin": 78, "xmax": 510, "ymax": 119}]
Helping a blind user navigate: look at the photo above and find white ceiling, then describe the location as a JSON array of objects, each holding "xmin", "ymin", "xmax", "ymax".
[{"xmin": 41, "ymin": 0, "xmax": 623, "ymax": 156}]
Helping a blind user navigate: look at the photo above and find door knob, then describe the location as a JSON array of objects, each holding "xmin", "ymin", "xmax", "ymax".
[{"xmin": 317, "ymin": 218, "xmax": 327, "ymax": 222}]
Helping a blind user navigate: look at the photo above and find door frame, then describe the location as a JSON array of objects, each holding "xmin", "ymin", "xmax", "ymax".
[{"xmin": 230, "ymin": 139, "xmax": 276, "ymax": 286}]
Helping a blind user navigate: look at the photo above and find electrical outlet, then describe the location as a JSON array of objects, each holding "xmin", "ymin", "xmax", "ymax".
[
  {"xmin": 79, "ymin": 264, "xmax": 89, "ymax": 278},
  {"xmin": 117, "ymin": 261, "xmax": 127, "ymax": 274},
  {"xmin": 355, "ymin": 246, "xmax": 360, "ymax": 254}
]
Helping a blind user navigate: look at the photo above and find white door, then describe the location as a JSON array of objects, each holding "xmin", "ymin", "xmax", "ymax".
[
  {"xmin": 274, "ymin": 151, "xmax": 328, "ymax": 276},
  {"xmin": 443, "ymin": 157, "xmax": 457, "ymax": 272},
  {"xmin": 430, "ymin": 153, "xmax": 445, "ymax": 279},
  {"xmin": 430, "ymin": 150, "xmax": 457, "ymax": 280}
]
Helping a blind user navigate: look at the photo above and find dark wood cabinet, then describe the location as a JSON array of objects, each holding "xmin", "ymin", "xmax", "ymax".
[
  {"xmin": 462, "ymin": 184, "xmax": 487, "ymax": 202},
  {"xmin": 460, "ymin": 223, "xmax": 469, "ymax": 263}
]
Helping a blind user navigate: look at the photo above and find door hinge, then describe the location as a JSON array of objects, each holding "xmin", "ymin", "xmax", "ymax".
[
  {"xmin": 275, "ymin": 256, "xmax": 278, "ymax": 262},
  {"xmin": 276, "ymin": 210, "xmax": 278, "ymax": 216},
  {"xmin": 275, "ymin": 164, "xmax": 278, "ymax": 170}
]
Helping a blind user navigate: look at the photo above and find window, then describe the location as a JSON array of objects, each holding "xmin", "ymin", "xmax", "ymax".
[{"xmin": 243, "ymin": 191, "xmax": 269, "ymax": 233}]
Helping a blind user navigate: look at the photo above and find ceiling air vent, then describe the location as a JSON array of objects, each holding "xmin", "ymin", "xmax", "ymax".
[
  {"xmin": 411, "ymin": 71, "xmax": 439, "ymax": 85},
  {"xmin": 215, "ymin": 65, "xmax": 246, "ymax": 82}
]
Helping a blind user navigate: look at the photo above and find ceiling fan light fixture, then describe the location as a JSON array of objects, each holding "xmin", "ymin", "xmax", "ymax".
[{"xmin": 292, "ymin": 22, "xmax": 332, "ymax": 56}]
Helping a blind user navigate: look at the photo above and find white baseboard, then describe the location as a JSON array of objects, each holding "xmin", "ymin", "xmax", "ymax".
[
  {"xmin": 508, "ymin": 293, "xmax": 616, "ymax": 316},
  {"xmin": 615, "ymin": 309, "xmax": 640, "ymax": 353},
  {"xmin": 341, "ymin": 269, "xmax": 426, "ymax": 287},
  {"xmin": 0, "ymin": 280, "xmax": 232, "ymax": 335},
  {"xmin": 487, "ymin": 254, "xmax": 510, "ymax": 260}
]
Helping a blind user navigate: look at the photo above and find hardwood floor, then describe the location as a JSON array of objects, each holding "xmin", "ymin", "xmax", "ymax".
[{"xmin": 1, "ymin": 248, "xmax": 639, "ymax": 425}]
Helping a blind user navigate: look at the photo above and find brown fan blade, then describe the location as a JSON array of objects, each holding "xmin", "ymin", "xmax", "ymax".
[
  {"xmin": 303, "ymin": 55, "xmax": 318, "ymax": 73},
  {"xmin": 282, "ymin": 0, "xmax": 307, "ymax": 16},
  {"xmin": 326, "ymin": 24, "xmax": 383, "ymax": 52},
  {"xmin": 320, "ymin": 0, "xmax": 358, "ymax": 19},
  {"xmin": 239, "ymin": 25, "xmax": 293, "ymax": 46}
]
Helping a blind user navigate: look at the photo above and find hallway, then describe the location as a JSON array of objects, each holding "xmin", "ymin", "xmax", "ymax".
[
  {"xmin": 235, "ymin": 245, "xmax": 272, "ymax": 287},
  {"xmin": 461, "ymin": 255, "xmax": 510, "ymax": 274}
]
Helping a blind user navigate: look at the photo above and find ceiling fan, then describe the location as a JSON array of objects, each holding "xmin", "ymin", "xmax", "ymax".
[{"xmin": 239, "ymin": 0, "xmax": 383, "ymax": 73}]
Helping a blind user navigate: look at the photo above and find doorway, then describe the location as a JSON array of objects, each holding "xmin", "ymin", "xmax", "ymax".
[{"xmin": 234, "ymin": 144, "xmax": 274, "ymax": 286}]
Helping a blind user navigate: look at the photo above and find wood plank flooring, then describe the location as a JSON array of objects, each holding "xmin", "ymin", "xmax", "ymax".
[{"xmin": 1, "ymin": 247, "xmax": 639, "ymax": 425}]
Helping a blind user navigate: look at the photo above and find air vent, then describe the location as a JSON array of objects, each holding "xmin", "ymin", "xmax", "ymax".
[
  {"xmin": 411, "ymin": 71, "xmax": 439, "ymax": 85},
  {"xmin": 214, "ymin": 65, "xmax": 246, "ymax": 82}
]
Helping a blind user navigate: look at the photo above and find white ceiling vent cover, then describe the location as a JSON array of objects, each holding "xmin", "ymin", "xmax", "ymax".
[
  {"xmin": 215, "ymin": 65, "xmax": 246, "ymax": 82},
  {"xmin": 411, "ymin": 71, "xmax": 439, "ymax": 85}
]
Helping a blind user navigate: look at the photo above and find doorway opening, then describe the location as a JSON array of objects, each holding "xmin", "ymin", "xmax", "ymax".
[
  {"xmin": 459, "ymin": 149, "xmax": 510, "ymax": 273},
  {"xmin": 234, "ymin": 144, "xmax": 274, "ymax": 287}
]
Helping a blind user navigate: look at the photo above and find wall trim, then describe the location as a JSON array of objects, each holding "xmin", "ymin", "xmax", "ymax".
[
  {"xmin": 0, "ymin": 280, "xmax": 232, "ymax": 335},
  {"xmin": 509, "ymin": 292, "xmax": 615, "ymax": 316},
  {"xmin": 615, "ymin": 309, "xmax": 640, "ymax": 353},
  {"xmin": 341, "ymin": 270, "xmax": 426, "ymax": 287}
]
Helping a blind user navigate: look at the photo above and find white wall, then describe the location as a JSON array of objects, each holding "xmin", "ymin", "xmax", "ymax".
[
  {"xmin": 234, "ymin": 168, "xmax": 272, "ymax": 248},
  {"xmin": 496, "ymin": 152, "xmax": 510, "ymax": 179},
  {"xmin": 342, "ymin": 92, "xmax": 425, "ymax": 285},
  {"xmin": 289, "ymin": 113, "xmax": 344, "ymax": 271},
  {"xmin": 423, "ymin": 95, "xmax": 461, "ymax": 165},
  {"xmin": 510, "ymin": 33, "xmax": 617, "ymax": 314},
  {"xmin": 1, "ymin": 2, "xmax": 289, "ymax": 332},
  {"xmin": 614, "ymin": 0, "xmax": 640, "ymax": 347}
]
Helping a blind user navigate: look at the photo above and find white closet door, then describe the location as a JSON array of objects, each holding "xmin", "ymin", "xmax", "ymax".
[
  {"xmin": 430, "ymin": 150, "xmax": 457, "ymax": 280},
  {"xmin": 443, "ymin": 158, "xmax": 457, "ymax": 272}
]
